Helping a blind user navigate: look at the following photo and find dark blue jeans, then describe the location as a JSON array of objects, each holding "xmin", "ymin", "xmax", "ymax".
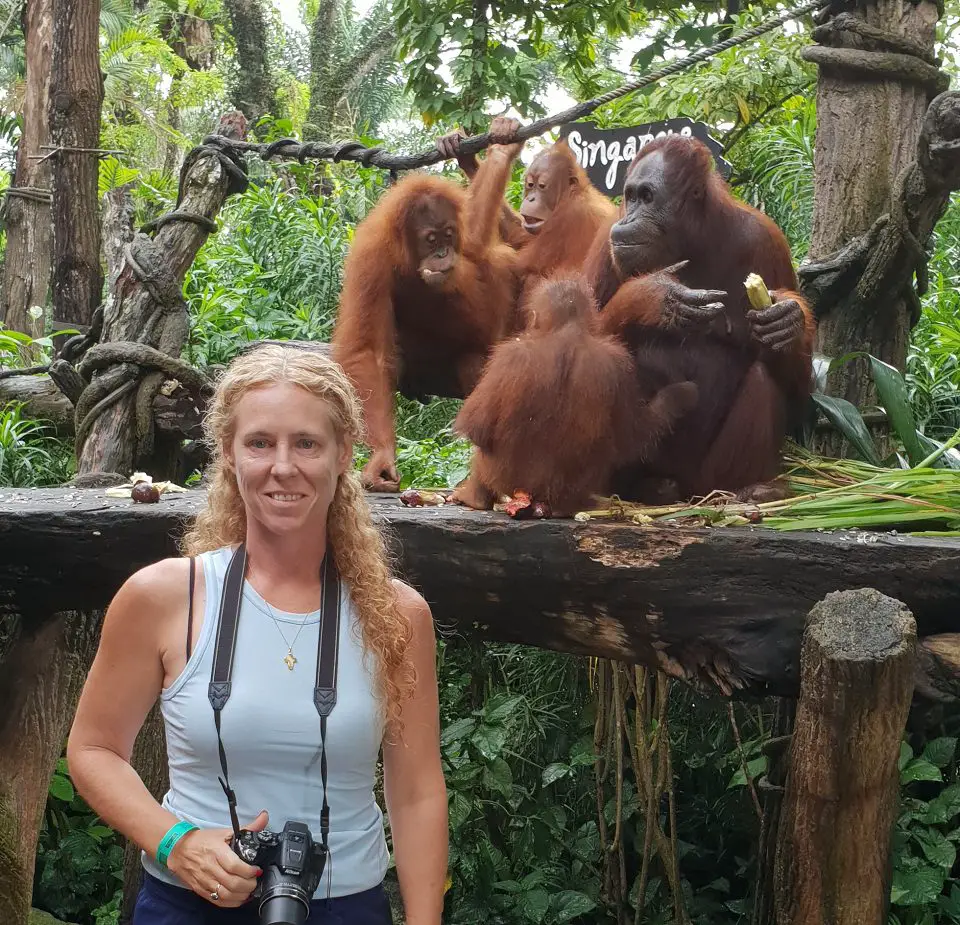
[{"xmin": 133, "ymin": 871, "xmax": 394, "ymax": 924}]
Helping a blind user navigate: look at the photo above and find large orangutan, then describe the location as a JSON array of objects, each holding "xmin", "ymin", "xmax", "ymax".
[
  {"xmin": 331, "ymin": 172, "xmax": 520, "ymax": 491},
  {"xmin": 451, "ymin": 276, "xmax": 700, "ymax": 516},
  {"xmin": 584, "ymin": 134, "xmax": 816, "ymax": 502},
  {"xmin": 438, "ymin": 117, "xmax": 617, "ymax": 306}
]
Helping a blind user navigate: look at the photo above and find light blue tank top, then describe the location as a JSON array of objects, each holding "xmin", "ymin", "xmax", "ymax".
[{"xmin": 141, "ymin": 546, "xmax": 389, "ymax": 897}]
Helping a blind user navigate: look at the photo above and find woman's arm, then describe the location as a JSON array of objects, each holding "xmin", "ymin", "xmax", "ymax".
[
  {"xmin": 382, "ymin": 581, "xmax": 448, "ymax": 925},
  {"xmin": 67, "ymin": 557, "xmax": 262, "ymax": 908}
]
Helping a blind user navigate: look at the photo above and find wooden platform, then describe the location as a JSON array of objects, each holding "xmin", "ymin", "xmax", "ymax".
[{"xmin": 2, "ymin": 486, "xmax": 960, "ymax": 696}]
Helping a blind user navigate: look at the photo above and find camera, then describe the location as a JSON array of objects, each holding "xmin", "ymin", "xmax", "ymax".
[{"xmin": 232, "ymin": 821, "xmax": 327, "ymax": 925}]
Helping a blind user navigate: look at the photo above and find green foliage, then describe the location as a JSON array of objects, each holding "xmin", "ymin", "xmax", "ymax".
[
  {"xmin": 812, "ymin": 352, "xmax": 960, "ymax": 471},
  {"xmin": 599, "ymin": 9, "xmax": 815, "ymax": 143},
  {"xmin": 438, "ymin": 643, "xmax": 602, "ymax": 924},
  {"xmin": 732, "ymin": 95, "xmax": 816, "ymax": 258},
  {"xmin": 33, "ymin": 759, "xmax": 124, "ymax": 925},
  {"xmin": 393, "ymin": 0, "xmax": 638, "ymax": 131},
  {"xmin": 890, "ymin": 737, "xmax": 960, "ymax": 924},
  {"xmin": 183, "ymin": 168, "xmax": 387, "ymax": 367},
  {"xmin": 0, "ymin": 403, "xmax": 74, "ymax": 487}
]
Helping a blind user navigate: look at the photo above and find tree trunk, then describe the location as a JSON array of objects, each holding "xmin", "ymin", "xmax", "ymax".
[
  {"xmin": 773, "ymin": 588, "xmax": 917, "ymax": 925},
  {"xmin": 306, "ymin": 0, "xmax": 342, "ymax": 140},
  {"xmin": 49, "ymin": 0, "xmax": 104, "ymax": 328},
  {"xmin": 0, "ymin": 610, "xmax": 100, "ymax": 925},
  {"xmin": 802, "ymin": 0, "xmax": 942, "ymax": 456},
  {"xmin": 222, "ymin": 0, "xmax": 275, "ymax": 124},
  {"xmin": 1, "ymin": 0, "xmax": 54, "ymax": 337},
  {"xmin": 75, "ymin": 113, "xmax": 247, "ymax": 479}
]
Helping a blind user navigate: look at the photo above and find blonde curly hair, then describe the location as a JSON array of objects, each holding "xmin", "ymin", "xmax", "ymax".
[{"xmin": 181, "ymin": 342, "xmax": 415, "ymax": 733}]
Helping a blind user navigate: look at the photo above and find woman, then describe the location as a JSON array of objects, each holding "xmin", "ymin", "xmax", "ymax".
[{"xmin": 67, "ymin": 343, "xmax": 448, "ymax": 924}]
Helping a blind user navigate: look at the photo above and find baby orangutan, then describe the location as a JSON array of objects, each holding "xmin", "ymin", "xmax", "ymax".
[{"xmin": 451, "ymin": 276, "xmax": 699, "ymax": 517}]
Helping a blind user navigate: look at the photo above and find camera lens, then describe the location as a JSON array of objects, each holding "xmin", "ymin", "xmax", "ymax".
[{"xmin": 259, "ymin": 891, "xmax": 310, "ymax": 925}]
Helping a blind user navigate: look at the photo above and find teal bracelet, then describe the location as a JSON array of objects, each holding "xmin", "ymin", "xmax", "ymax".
[{"xmin": 156, "ymin": 820, "xmax": 198, "ymax": 868}]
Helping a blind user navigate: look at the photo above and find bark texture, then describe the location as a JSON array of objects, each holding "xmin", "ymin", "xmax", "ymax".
[
  {"xmin": 773, "ymin": 589, "xmax": 917, "ymax": 925},
  {"xmin": 801, "ymin": 0, "xmax": 944, "ymax": 455},
  {"xmin": 49, "ymin": 0, "xmax": 105, "ymax": 327},
  {"xmin": 222, "ymin": 0, "xmax": 275, "ymax": 123},
  {"xmin": 75, "ymin": 115, "xmax": 247, "ymax": 479},
  {"xmin": 0, "ymin": 611, "xmax": 100, "ymax": 925},
  {"xmin": 1, "ymin": 0, "xmax": 54, "ymax": 336}
]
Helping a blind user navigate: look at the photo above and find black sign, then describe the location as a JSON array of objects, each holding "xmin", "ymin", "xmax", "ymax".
[{"xmin": 557, "ymin": 118, "xmax": 732, "ymax": 198}]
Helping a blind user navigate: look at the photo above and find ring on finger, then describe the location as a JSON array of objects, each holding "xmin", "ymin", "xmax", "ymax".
[{"xmin": 211, "ymin": 883, "xmax": 221, "ymax": 902}]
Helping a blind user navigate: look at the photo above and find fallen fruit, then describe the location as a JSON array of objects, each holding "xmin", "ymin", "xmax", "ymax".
[{"xmin": 132, "ymin": 482, "xmax": 161, "ymax": 504}]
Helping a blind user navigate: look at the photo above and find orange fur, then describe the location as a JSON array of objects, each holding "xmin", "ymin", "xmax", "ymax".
[
  {"xmin": 331, "ymin": 172, "xmax": 521, "ymax": 490},
  {"xmin": 468, "ymin": 140, "xmax": 618, "ymax": 312},
  {"xmin": 453, "ymin": 276, "xmax": 698, "ymax": 516}
]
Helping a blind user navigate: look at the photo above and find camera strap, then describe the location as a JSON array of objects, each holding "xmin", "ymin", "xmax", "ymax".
[{"xmin": 208, "ymin": 542, "xmax": 341, "ymax": 861}]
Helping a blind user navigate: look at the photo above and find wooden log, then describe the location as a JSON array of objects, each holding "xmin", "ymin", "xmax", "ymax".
[
  {"xmin": 0, "ymin": 609, "xmax": 100, "ymax": 925},
  {"xmin": 0, "ymin": 375, "xmax": 74, "ymax": 435},
  {"xmin": 76, "ymin": 113, "xmax": 247, "ymax": 479},
  {"xmin": 915, "ymin": 633, "xmax": 960, "ymax": 701},
  {"xmin": 773, "ymin": 588, "xmax": 917, "ymax": 925},
  {"xmin": 0, "ymin": 488, "xmax": 957, "ymax": 698}
]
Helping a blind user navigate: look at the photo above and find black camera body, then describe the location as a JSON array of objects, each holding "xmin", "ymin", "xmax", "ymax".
[{"xmin": 232, "ymin": 820, "xmax": 327, "ymax": 925}]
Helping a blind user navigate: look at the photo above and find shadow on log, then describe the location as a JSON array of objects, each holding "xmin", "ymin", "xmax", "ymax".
[{"xmin": 773, "ymin": 589, "xmax": 917, "ymax": 925}]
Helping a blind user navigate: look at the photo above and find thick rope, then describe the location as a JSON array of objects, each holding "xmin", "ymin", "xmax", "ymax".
[{"xmin": 203, "ymin": 0, "xmax": 833, "ymax": 172}]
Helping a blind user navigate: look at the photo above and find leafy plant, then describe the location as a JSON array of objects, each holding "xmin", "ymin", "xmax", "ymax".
[
  {"xmin": 0, "ymin": 403, "xmax": 74, "ymax": 487},
  {"xmin": 812, "ymin": 352, "xmax": 960, "ymax": 471},
  {"xmin": 438, "ymin": 642, "xmax": 602, "ymax": 924},
  {"xmin": 890, "ymin": 737, "xmax": 960, "ymax": 924},
  {"xmin": 183, "ymin": 169, "xmax": 387, "ymax": 367},
  {"xmin": 33, "ymin": 758, "xmax": 124, "ymax": 925}
]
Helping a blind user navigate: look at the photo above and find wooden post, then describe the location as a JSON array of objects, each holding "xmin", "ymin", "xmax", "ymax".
[{"xmin": 773, "ymin": 588, "xmax": 917, "ymax": 925}]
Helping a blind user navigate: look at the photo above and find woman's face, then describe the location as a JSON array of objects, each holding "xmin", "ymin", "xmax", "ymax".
[{"xmin": 224, "ymin": 381, "xmax": 352, "ymax": 538}]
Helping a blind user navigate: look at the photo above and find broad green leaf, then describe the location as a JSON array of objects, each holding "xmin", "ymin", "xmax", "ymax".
[
  {"xmin": 921, "ymin": 783, "xmax": 960, "ymax": 824},
  {"xmin": 899, "ymin": 741, "xmax": 914, "ymax": 771},
  {"xmin": 728, "ymin": 755, "xmax": 766, "ymax": 789},
  {"xmin": 493, "ymin": 879, "xmax": 523, "ymax": 894},
  {"xmin": 901, "ymin": 758, "xmax": 943, "ymax": 784},
  {"xmin": 542, "ymin": 762, "xmax": 571, "ymax": 787},
  {"xmin": 868, "ymin": 356, "xmax": 925, "ymax": 465},
  {"xmin": 440, "ymin": 717, "xmax": 476, "ymax": 747},
  {"xmin": 49, "ymin": 773, "xmax": 75, "ymax": 803},
  {"xmin": 810, "ymin": 393, "xmax": 883, "ymax": 466},
  {"xmin": 553, "ymin": 891, "xmax": 597, "ymax": 922},
  {"xmin": 891, "ymin": 865, "xmax": 947, "ymax": 905},
  {"xmin": 916, "ymin": 829, "xmax": 957, "ymax": 869},
  {"xmin": 482, "ymin": 757, "xmax": 513, "ymax": 796},
  {"xmin": 484, "ymin": 694, "xmax": 523, "ymax": 724},
  {"xmin": 447, "ymin": 791, "xmax": 472, "ymax": 829},
  {"xmin": 517, "ymin": 888, "xmax": 550, "ymax": 923},
  {"xmin": 922, "ymin": 737, "xmax": 957, "ymax": 769},
  {"xmin": 471, "ymin": 723, "xmax": 508, "ymax": 761}
]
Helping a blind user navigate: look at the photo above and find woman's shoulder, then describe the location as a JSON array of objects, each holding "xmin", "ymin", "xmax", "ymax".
[
  {"xmin": 114, "ymin": 556, "xmax": 194, "ymax": 611},
  {"xmin": 390, "ymin": 578, "xmax": 433, "ymax": 634}
]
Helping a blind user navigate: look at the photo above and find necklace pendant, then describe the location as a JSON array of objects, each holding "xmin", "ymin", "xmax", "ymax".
[{"xmin": 283, "ymin": 651, "xmax": 297, "ymax": 671}]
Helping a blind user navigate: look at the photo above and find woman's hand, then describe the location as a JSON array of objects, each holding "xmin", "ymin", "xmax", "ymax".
[{"xmin": 167, "ymin": 811, "xmax": 269, "ymax": 907}]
